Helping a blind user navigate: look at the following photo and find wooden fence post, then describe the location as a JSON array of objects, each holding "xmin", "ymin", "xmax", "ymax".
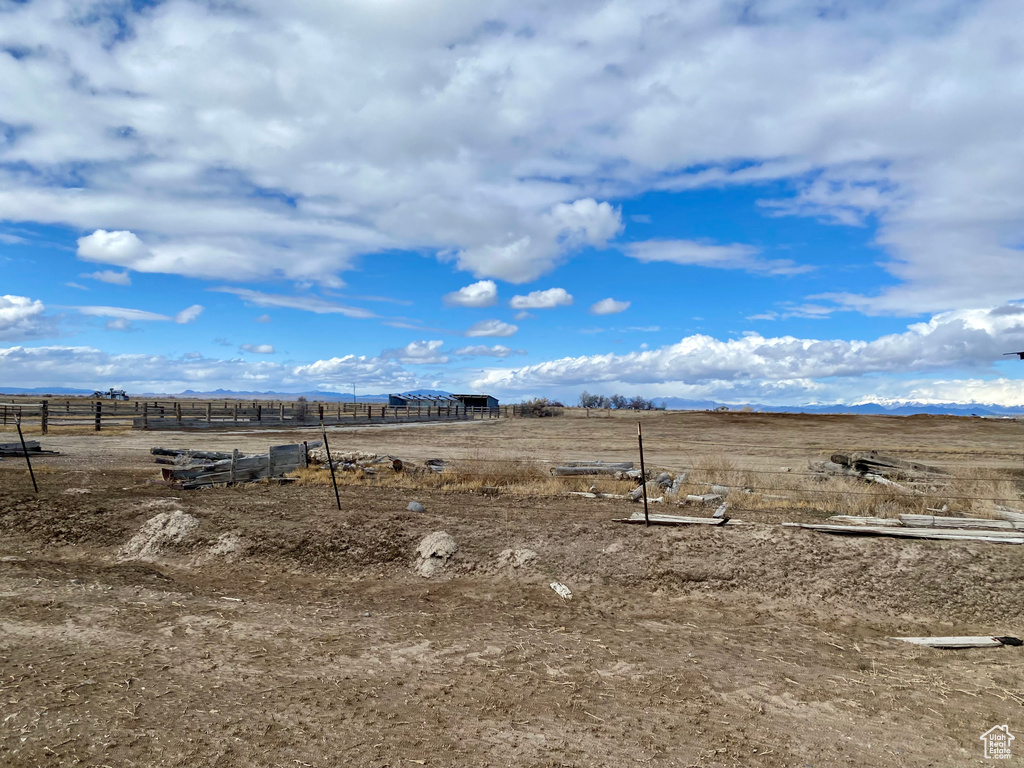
[
  {"xmin": 257, "ymin": 404, "xmax": 262, "ymax": 422},
  {"xmin": 94, "ymin": 401, "xmax": 102, "ymax": 432},
  {"xmin": 233, "ymin": 402, "xmax": 238, "ymax": 423},
  {"xmin": 40, "ymin": 401, "xmax": 48, "ymax": 435},
  {"xmin": 175, "ymin": 401, "xmax": 182, "ymax": 425},
  {"xmin": 143, "ymin": 402, "xmax": 149, "ymax": 429}
]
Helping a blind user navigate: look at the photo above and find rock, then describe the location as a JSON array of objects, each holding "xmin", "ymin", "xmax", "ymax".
[
  {"xmin": 497, "ymin": 548, "xmax": 538, "ymax": 568},
  {"xmin": 414, "ymin": 531, "xmax": 457, "ymax": 578},
  {"xmin": 550, "ymin": 582, "xmax": 573, "ymax": 600},
  {"xmin": 407, "ymin": 501, "xmax": 426, "ymax": 513},
  {"xmin": 118, "ymin": 510, "xmax": 199, "ymax": 562}
]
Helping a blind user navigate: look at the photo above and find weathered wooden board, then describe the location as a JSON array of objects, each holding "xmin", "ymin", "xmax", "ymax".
[
  {"xmin": 893, "ymin": 636, "xmax": 1011, "ymax": 649},
  {"xmin": 994, "ymin": 508, "xmax": 1024, "ymax": 523},
  {"xmin": 899, "ymin": 514, "xmax": 1024, "ymax": 531},
  {"xmin": 615, "ymin": 512, "xmax": 725, "ymax": 526},
  {"xmin": 551, "ymin": 466, "xmax": 626, "ymax": 476},
  {"xmin": 783, "ymin": 522, "xmax": 1023, "ymax": 544},
  {"xmin": 827, "ymin": 516, "xmax": 903, "ymax": 527}
]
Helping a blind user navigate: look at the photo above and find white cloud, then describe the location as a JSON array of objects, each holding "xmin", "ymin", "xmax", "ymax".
[
  {"xmin": 255, "ymin": 314, "xmax": 271, "ymax": 323},
  {"xmin": 623, "ymin": 240, "xmax": 810, "ymax": 276},
  {"xmin": 0, "ymin": 345, "xmax": 420, "ymax": 393},
  {"xmin": 473, "ymin": 305, "xmax": 1024, "ymax": 394},
  {"xmin": 0, "ymin": 295, "xmax": 53, "ymax": 341},
  {"xmin": 71, "ymin": 303, "xmax": 204, "ymax": 325},
  {"xmin": 451, "ymin": 344, "xmax": 526, "ymax": 358},
  {"xmin": 514, "ymin": 311, "xmax": 532, "ymax": 321},
  {"xmin": 241, "ymin": 344, "xmax": 275, "ymax": 354},
  {"xmin": 213, "ymin": 288, "xmax": 376, "ymax": 319},
  {"xmin": 464, "ymin": 319, "xmax": 518, "ymax": 338},
  {"xmin": 0, "ymin": 1, "xmax": 1020, "ymax": 305},
  {"xmin": 443, "ymin": 280, "xmax": 498, "ymax": 308},
  {"xmin": 175, "ymin": 305, "xmax": 204, "ymax": 324},
  {"xmin": 381, "ymin": 340, "xmax": 449, "ymax": 365},
  {"xmin": 82, "ymin": 269, "xmax": 132, "ymax": 286},
  {"xmin": 590, "ymin": 298, "xmax": 630, "ymax": 315},
  {"xmin": 74, "ymin": 305, "xmax": 171, "ymax": 323},
  {"xmin": 106, "ymin": 318, "xmax": 133, "ymax": 332},
  {"xmin": 77, "ymin": 230, "xmax": 148, "ymax": 264},
  {"xmin": 509, "ymin": 287, "xmax": 573, "ymax": 310}
]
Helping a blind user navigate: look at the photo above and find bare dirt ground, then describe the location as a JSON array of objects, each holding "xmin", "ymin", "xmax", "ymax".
[{"xmin": 3, "ymin": 410, "xmax": 1024, "ymax": 767}]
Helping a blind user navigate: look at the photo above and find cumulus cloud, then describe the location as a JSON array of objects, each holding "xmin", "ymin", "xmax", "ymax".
[
  {"xmin": 381, "ymin": 340, "xmax": 449, "ymax": 365},
  {"xmin": 82, "ymin": 269, "xmax": 131, "ymax": 286},
  {"xmin": 241, "ymin": 344, "xmax": 275, "ymax": 354},
  {"xmin": 0, "ymin": 345, "xmax": 421, "ymax": 393},
  {"xmin": 472, "ymin": 305, "xmax": 1024, "ymax": 393},
  {"xmin": 0, "ymin": 295, "xmax": 54, "ymax": 341},
  {"xmin": 623, "ymin": 240, "xmax": 810, "ymax": 276},
  {"xmin": 590, "ymin": 298, "xmax": 630, "ymax": 315},
  {"xmin": 451, "ymin": 345, "xmax": 526, "ymax": 358},
  {"xmin": 464, "ymin": 319, "xmax": 519, "ymax": 338},
  {"xmin": 443, "ymin": 280, "xmax": 498, "ymax": 308},
  {"xmin": 1, "ymin": 1, "xmax": 1023, "ymax": 305},
  {"xmin": 510, "ymin": 288, "xmax": 573, "ymax": 310}
]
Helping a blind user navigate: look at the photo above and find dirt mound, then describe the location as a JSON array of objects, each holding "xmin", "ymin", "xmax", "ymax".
[
  {"xmin": 192, "ymin": 532, "xmax": 248, "ymax": 565},
  {"xmin": 496, "ymin": 548, "xmax": 538, "ymax": 568},
  {"xmin": 415, "ymin": 531, "xmax": 457, "ymax": 577},
  {"xmin": 118, "ymin": 511, "xmax": 199, "ymax": 562}
]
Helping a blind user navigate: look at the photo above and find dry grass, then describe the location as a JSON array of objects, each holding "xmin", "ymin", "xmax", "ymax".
[{"xmin": 292, "ymin": 441, "xmax": 1024, "ymax": 519}]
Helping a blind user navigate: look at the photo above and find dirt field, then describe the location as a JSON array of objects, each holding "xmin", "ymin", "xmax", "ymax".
[{"xmin": 3, "ymin": 411, "xmax": 1024, "ymax": 767}]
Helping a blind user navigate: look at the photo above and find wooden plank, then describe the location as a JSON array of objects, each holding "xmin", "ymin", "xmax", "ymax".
[
  {"xmin": 551, "ymin": 466, "xmax": 625, "ymax": 476},
  {"xmin": 615, "ymin": 512, "xmax": 725, "ymax": 526},
  {"xmin": 899, "ymin": 514, "xmax": 1024, "ymax": 531},
  {"xmin": 994, "ymin": 508, "xmax": 1024, "ymax": 523},
  {"xmin": 783, "ymin": 522, "xmax": 1024, "ymax": 544},
  {"xmin": 828, "ymin": 515, "xmax": 903, "ymax": 527},
  {"xmin": 892, "ymin": 636, "xmax": 1007, "ymax": 649}
]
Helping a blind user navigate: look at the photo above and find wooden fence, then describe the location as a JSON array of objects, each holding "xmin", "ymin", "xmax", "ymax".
[{"xmin": 1, "ymin": 398, "xmax": 519, "ymax": 434}]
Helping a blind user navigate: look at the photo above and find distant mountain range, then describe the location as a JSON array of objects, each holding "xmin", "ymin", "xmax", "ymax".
[{"xmin": 2, "ymin": 386, "xmax": 1022, "ymax": 416}]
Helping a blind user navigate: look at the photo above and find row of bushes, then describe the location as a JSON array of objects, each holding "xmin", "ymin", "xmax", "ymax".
[{"xmin": 578, "ymin": 391, "xmax": 664, "ymax": 410}]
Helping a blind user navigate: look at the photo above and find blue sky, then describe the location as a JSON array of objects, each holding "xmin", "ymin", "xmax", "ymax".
[{"xmin": 2, "ymin": 0, "xmax": 1024, "ymax": 405}]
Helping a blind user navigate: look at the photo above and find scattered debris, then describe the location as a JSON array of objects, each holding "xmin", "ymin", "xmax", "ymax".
[
  {"xmin": 552, "ymin": 464, "xmax": 632, "ymax": 476},
  {"xmin": 830, "ymin": 451, "xmax": 949, "ymax": 481},
  {"xmin": 685, "ymin": 493, "xmax": 722, "ymax": 504},
  {"xmin": 414, "ymin": 531, "xmax": 457, "ymax": 578},
  {"xmin": 615, "ymin": 512, "xmax": 727, "ymax": 526},
  {"xmin": 712, "ymin": 502, "xmax": 729, "ymax": 520},
  {"xmin": 0, "ymin": 440, "xmax": 59, "ymax": 457},
  {"xmin": 151, "ymin": 443, "xmax": 313, "ymax": 489},
  {"xmin": 497, "ymin": 548, "xmax": 537, "ymax": 568},
  {"xmin": 62, "ymin": 488, "xmax": 91, "ymax": 495},
  {"xmin": 893, "ymin": 636, "xmax": 1023, "ymax": 649},
  {"xmin": 407, "ymin": 501, "xmax": 426, "ymax": 513},
  {"xmin": 550, "ymin": 581, "xmax": 573, "ymax": 600},
  {"xmin": 118, "ymin": 510, "xmax": 200, "ymax": 561}
]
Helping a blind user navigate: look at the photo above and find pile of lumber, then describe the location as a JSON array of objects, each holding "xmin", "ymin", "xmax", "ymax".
[
  {"xmin": 785, "ymin": 510, "xmax": 1024, "ymax": 544},
  {"xmin": 0, "ymin": 440, "xmax": 59, "ymax": 457},
  {"xmin": 150, "ymin": 442, "xmax": 316, "ymax": 489},
  {"xmin": 810, "ymin": 450, "xmax": 950, "ymax": 493}
]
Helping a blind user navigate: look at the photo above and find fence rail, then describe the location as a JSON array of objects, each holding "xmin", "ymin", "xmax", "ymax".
[{"xmin": 0, "ymin": 398, "xmax": 520, "ymax": 434}]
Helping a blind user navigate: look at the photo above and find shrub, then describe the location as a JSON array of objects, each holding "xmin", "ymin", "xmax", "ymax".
[{"xmin": 519, "ymin": 397, "xmax": 564, "ymax": 417}]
